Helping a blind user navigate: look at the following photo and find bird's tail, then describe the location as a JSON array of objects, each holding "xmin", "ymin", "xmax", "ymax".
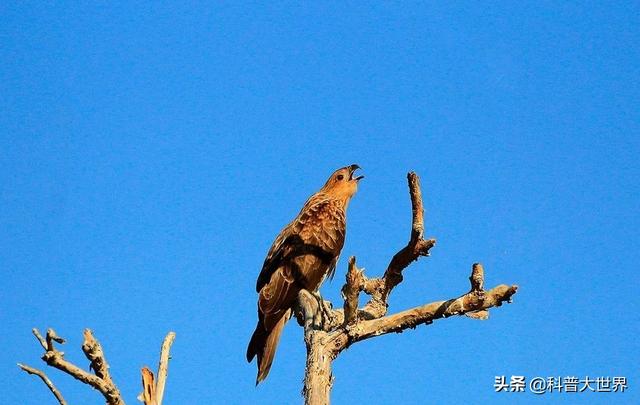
[{"xmin": 246, "ymin": 309, "xmax": 291, "ymax": 385}]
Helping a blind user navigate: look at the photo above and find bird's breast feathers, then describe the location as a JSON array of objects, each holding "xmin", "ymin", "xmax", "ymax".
[{"xmin": 293, "ymin": 196, "xmax": 347, "ymax": 256}]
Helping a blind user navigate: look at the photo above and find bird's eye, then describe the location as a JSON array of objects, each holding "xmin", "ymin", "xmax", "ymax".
[{"xmin": 336, "ymin": 174, "xmax": 344, "ymax": 181}]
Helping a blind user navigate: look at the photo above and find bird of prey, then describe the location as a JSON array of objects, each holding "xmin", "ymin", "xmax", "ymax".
[{"xmin": 247, "ymin": 164, "xmax": 364, "ymax": 384}]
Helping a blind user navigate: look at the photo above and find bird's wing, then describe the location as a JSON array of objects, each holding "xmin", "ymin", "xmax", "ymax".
[
  {"xmin": 256, "ymin": 223, "xmax": 293, "ymax": 293},
  {"xmin": 256, "ymin": 195, "xmax": 345, "ymax": 292},
  {"xmin": 258, "ymin": 264, "xmax": 297, "ymax": 330},
  {"xmin": 256, "ymin": 194, "xmax": 322, "ymax": 291}
]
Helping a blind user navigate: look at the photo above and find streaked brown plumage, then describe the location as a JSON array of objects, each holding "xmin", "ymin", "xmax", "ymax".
[{"xmin": 247, "ymin": 164, "xmax": 363, "ymax": 384}]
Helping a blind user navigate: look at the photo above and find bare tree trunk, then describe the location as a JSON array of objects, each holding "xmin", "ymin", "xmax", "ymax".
[{"xmin": 303, "ymin": 331, "xmax": 333, "ymax": 405}]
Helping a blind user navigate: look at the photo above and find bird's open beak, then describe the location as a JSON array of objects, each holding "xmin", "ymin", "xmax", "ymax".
[{"xmin": 348, "ymin": 164, "xmax": 364, "ymax": 181}]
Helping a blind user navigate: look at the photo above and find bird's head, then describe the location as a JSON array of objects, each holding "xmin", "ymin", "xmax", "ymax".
[{"xmin": 320, "ymin": 164, "xmax": 364, "ymax": 204}]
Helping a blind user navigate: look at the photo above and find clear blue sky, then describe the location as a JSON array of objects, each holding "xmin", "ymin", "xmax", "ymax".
[{"xmin": 2, "ymin": 2, "xmax": 638, "ymax": 404}]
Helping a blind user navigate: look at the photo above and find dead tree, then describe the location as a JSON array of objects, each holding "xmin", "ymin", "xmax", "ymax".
[
  {"xmin": 294, "ymin": 172, "xmax": 519, "ymax": 405},
  {"xmin": 18, "ymin": 328, "xmax": 176, "ymax": 405}
]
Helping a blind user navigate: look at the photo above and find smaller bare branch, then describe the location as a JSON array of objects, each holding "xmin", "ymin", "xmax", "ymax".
[
  {"xmin": 46, "ymin": 328, "xmax": 66, "ymax": 351},
  {"xmin": 380, "ymin": 238, "xmax": 436, "ymax": 302},
  {"xmin": 140, "ymin": 367, "xmax": 156, "ymax": 405},
  {"xmin": 469, "ymin": 263, "xmax": 485, "ymax": 292},
  {"xmin": 155, "ymin": 332, "xmax": 176, "ymax": 405},
  {"xmin": 18, "ymin": 363, "xmax": 67, "ymax": 405},
  {"xmin": 465, "ymin": 263, "xmax": 489, "ymax": 320},
  {"xmin": 361, "ymin": 277, "xmax": 380, "ymax": 296},
  {"xmin": 408, "ymin": 170, "xmax": 425, "ymax": 241},
  {"xmin": 32, "ymin": 329, "xmax": 47, "ymax": 351},
  {"xmin": 342, "ymin": 257, "xmax": 364, "ymax": 325},
  {"xmin": 82, "ymin": 329, "xmax": 114, "ymax": 384}
]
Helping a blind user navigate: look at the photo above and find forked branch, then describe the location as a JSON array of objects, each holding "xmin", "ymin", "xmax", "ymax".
[
  {"xmin": 29, "ymin": 328, "xmax": 126, "ymax": 405},
  {"xmin": 343, "ymin": 269, "xmax": 518, "ymax": 344},
  {"xmin": 139, "ymin": 331, "xmax": 176, "ymax": 405}
]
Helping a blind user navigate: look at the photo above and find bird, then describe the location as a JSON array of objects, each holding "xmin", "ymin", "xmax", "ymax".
[{"xmin": 247, "ymin": 164, "xmax": 364, "ymax": 384}]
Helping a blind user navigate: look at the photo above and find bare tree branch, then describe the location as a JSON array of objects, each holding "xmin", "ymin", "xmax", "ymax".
[
  {"xmin": 30, "ymin": 328, "xmax": 126, "ymax": 405},
  {"xmin": 469, "ymin": 262, "xmax": 485, "ymax": 292},
  {"xmin": 82, "ymin": 329, "xmax": 117, "ymax": 386},
  {"xmin": 17, "ymin": 363, "xmax": 67, "ymax": 405},
  {"xmin": 32, "ymin": 328, "xmax": 48, "ymax": 350},
  {"xmin": 344, "ymin": 274, "xmax": 518, "ymax": 344},
  {"xmin": 140, "ymin": 367, "xmax": 156, "ymax": 405},
  {"xmin": 381, "ymin": 172, "xmax": 434, "ymax": 295},
  {"xmin": 341, "ymin": 256, "xmax": 364, "ymax": 325},
  {"xmin": 155, "ymin": 332, "xmax": 176, "ymax": 405},
  {"xmin": 45, "ymin": 328, "xmax": 65, "ymax": 351}
]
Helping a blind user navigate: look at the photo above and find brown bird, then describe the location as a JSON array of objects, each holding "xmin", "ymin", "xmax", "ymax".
[{"xmin": 247, "ymin": 164, "xmax": 363, "ymax": 384}]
